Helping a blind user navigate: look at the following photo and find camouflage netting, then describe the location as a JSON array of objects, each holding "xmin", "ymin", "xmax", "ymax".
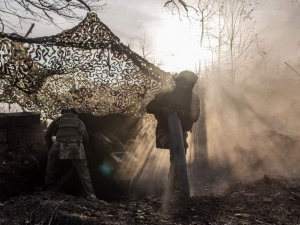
[{"xmin": 0, "ymin": 12, "xmax": 171, "ymax": 119}]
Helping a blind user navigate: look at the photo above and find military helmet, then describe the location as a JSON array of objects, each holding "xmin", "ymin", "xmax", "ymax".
[{"xmin": 173, "ymin": 70, "xmax": 198, "ymax": 84}]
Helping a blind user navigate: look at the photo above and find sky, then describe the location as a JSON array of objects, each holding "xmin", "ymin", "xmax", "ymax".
[{"xmin": 5, "ymin": 0, "xmax": 300, "ymax": 73}]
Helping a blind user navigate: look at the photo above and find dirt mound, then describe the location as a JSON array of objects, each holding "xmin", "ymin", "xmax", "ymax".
[
  {"xmin": 0, "ymin": 142, "xmax": 48, "ymax": 202},
  {"xmin": 1, "ymin": 175, "xmax": 300, "ymax": 224},
  {"xmin": 0, "ymin": 191, "xmax": 161, "ymax": 225},
  {"xmin": 1, "ymin": 129, "xmax": 300, "ymax": 224}
]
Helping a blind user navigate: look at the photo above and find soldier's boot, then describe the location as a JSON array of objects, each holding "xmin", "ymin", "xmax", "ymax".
[{"xmin": 87, "ymin": 194, "xmax": 97, "ymax": 201}]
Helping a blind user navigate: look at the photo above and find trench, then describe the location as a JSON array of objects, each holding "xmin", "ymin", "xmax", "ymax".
[{"xmin": 0, "ymin": 113, "xmax": 145, "ymax": 202}]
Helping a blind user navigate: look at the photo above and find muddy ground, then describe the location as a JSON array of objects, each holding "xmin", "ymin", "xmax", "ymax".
[
  {"xmin": 0, "ymin": 176, "xmax": 300, "ymax": 224},
  {"xmin": 0, "ymin": 142, "xmax": 48, "ymax": 203},
  {"xmin": 1, "ymin": 140, "xmax": 300, "ymax": 224}
]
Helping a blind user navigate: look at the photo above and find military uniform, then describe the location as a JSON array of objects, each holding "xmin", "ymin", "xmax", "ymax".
[
  {"xmin": 45, "ymin": 112, "xmax": 95, "ymax": 196},
  {"xmin": 146, "ymin": 88, "xmax": 200, "ymax": 149},
  {"xmin": 146, "ymin": 73, "xmax": 200, "ymax": 196}
]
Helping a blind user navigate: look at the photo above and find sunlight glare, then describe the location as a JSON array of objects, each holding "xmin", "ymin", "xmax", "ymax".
[{"xmin": 150, "ymin": 14, "xmax": 217, "ymax": 73}]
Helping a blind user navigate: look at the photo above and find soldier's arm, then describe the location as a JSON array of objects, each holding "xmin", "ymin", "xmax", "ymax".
[
  {"xmin": 44, "ymin": 118, "xmax": 59, "ymax": 150},
  {"xmin": 78, "ymin": 121, "xmax": 90, "ymax": 154},
  {"xmin": 146, "ymin": 92, "xmax": 168, "ymax": 115},
  {"xmin": 78, "ymin": 121, "xmax": 89, "ymax": 144},
  {"xmin": 190, "ymin": 94, "xmax": 200, "ymax": 122}
]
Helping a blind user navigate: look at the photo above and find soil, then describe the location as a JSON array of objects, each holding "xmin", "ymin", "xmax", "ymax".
[
  {"xmin": 1, "ymin": 136, "xmax": 300, "ymax": 224},
  {"xmin": 0, "ymin": 142, "xmax": 48, "ymax": 202},
  {"xmin": 0, "ymin": 176, "xmax": 300, "ymax": 224}
]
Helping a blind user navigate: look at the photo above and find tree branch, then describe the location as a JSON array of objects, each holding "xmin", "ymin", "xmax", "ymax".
[
  {"xmin": 77, "ymin": 0, "xmax": 91, "ymax": 12},
  {"xmin": 285, "ymin": 62, "xmax": 300, "ymax": 78},
  {"xmin": 0, "ymin": 0, "xmax": 105, "ymax": 33}
]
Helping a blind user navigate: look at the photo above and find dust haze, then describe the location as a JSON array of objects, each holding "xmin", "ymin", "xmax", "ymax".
[
  {"xmin": 121, "ymin": 0, "xmax": 300, "ymax": 195},
  {"xmin": 120, "ymin": 69, "xmax": 300, "ymax": 197},
  {"xmin": 205, "ymin": 81, "xmax": 300, "ymax": 180}
]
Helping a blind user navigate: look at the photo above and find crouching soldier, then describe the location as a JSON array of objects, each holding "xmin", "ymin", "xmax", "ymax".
[
  {"xmin": 44, "ymin": 108, "xmax": 97, "ymax": 200},
  {"xmin": 146, "ymin": 71, "xmax": 200, "ymax": 198}
]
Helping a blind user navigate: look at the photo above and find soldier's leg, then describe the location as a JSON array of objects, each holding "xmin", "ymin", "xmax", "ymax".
[
  {"xmin": 71, "ymin": 159, "xmax": 95, "ymax": 196},
  {"xmin": 45, "ymin": 142, "xmax": 60, "ymax": 184}
]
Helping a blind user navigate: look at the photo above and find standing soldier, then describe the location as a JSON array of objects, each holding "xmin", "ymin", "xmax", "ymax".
[
  {"xmin": 146, "ymin": 70, "xmax": 200, "ymax": 198},
  {"xmin": 44, "ymin": 108, "xmax": 97, "ymax": 200}
]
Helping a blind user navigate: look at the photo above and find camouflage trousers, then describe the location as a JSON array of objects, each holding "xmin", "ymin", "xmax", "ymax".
[{"xmin": 45, "ymin": 142, "xmax": 95, "ymax": 196}]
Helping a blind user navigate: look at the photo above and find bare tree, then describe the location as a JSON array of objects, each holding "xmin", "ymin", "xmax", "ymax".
[
  {"xmin": 291, "ymin": 0, "xmax": 300, "ymax": 8},
  {"xmin": 216, "ymin": 1, "xmax": 227, "ymax": 79},
  {"xmin": 137, "ymin": 32, "xmax": 153, "ymax": 60},
  {"xmin": 196, "ymin": 0, "xmax": 216, "ymax": 48},
  {"xmin": 164, "ymin": 0, "xmax": 199, "ymax": 20},
  {"xmin": 0, "ymin": 0, "xmax": 106, "ymax": 33},
  {"xmin": 164, "ymin": 0, "xmax": 263, "ymax": 85},
  {"xmin": 164, "ymin": 0, "xmax": 191, "ymax": 13},
  {"xmin": 128, "ymin": 32, "xmax": 164, "ymax": 68},
  {"xmin": 126, "ymin": 37, "xmax": 135, "ymax": 49},
  {"xmin": 195, "ymin": 0, "xmax": 217, "ymax": 81},
  {"xmin": 220, "ymin": 0, "xmax": 261, "ymax": 85}
]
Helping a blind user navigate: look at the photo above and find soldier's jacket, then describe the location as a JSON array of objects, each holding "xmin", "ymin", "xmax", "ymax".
[
  {"xmin": 45, "ymin": 113, "xmax": 89, "ymax": 159},
  {"xmin": 146, "ymin": 88, "xmax": 200, "ymax": 149}
]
